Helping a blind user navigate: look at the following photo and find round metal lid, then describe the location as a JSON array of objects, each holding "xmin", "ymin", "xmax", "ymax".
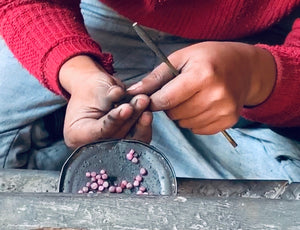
[{"xmin": 59, "ymin": 139, "xmax": 177, "ymax": 195}]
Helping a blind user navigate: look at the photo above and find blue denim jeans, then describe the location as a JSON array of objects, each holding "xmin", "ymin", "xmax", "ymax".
[{"xmin": 1, "ymin": 0, "xmax": 300, "ymax": 181}]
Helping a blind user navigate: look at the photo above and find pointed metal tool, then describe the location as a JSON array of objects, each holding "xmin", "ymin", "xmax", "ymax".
[{"xmin": 133, "ymin": 22, "xmax": 237, "ymax": 147}]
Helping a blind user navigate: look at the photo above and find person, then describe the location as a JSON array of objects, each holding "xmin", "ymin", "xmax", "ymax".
[{"xmin": 0, "ymin": 0, "xmax": 300, "ymax": 181}]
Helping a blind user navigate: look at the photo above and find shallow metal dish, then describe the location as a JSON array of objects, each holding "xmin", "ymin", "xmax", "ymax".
[{"xmin": 59, "ymin": 139, "xmax": 177, "ymax": 195}]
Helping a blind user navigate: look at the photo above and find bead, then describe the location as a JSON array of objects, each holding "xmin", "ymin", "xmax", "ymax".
[
  {"xmin": 131, "ymin": 157, "xmax": 139, "ymax": 164},
  {"xmin": 98, "ymin": 185, "xmax": 105, "ymax": 191},
  {"xmin": 139, "ymin": 186, "xmax": 146, "ymax": 192},
  {"xmin": 82, "ymin": 186, "xmax": 89, "ymax": 193},
  {"xmin": 101, "ymin": 174, "xmax": 108, "ymax": 180},
  {"xmin": 126, "ymin": 153, "xmax": 134, "ymax": 161},
  {"xmin": 116, "ymin": 186, "xmax": 123, "ymax": 193},
  {"xmin": 97, "ymin": 179, "xmax": 104, "ymax": 185},
  {"xmin": 103, "ymin": 181, "xmax": 109, "ymax": 188},
  {"xmin": 133, "ymin": 180, "xmax": 140, "ymax": 187},
  {"xmin": 108, "ymin": 186, "xmax": 116, "ymax": 193},
  {"xmin": 140, "ymin": 167, "xmax": 147, "ymax": 175},
  {"xmin": 95, "ymin": 174, "xmax": 101, "ymax": 180},
  {"xmin": 128, "ymin": 149, "xmax": 135, "ymax": 155},
  {"xmin": 126, "ymin": 182, "xmax": 133, "ymax": 190},
  {"xmin": 120, "ymin": 180, "xmax": 128, "ymax": 189},
  {"xmin": 135, "ymin": 175, "xmax": 143, "ymax": 182},
  {"xmin": 90, "ymin": 182, "xmax": 98, "ymax": 190}
]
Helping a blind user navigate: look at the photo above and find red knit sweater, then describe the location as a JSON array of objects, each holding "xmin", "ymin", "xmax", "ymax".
[{"xmin": 1, "ymin": 0, "xmax": 300, "ymax": 127}]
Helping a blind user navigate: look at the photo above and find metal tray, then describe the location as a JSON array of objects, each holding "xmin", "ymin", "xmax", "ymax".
[{"xmin": 59, "ymin": 139, "xmax": 177, "ymax": 195}]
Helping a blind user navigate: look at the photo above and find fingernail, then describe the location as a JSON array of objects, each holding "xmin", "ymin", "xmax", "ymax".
[
  {"xmin": 134, "ymin": 98, "xmax": 139, "ymax": 106},
  {"xmin": 127, "ymin": 81, "xmax": 143, "ymax": 91}
]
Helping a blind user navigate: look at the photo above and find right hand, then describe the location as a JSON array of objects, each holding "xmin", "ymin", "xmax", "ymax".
[
  {"xmin": 127, "ymin": 42, "xmax": 276, "ymax": 134},
  {"xmin": 59, "ymin": 55, "xmax": 153, "ymax": 149}
]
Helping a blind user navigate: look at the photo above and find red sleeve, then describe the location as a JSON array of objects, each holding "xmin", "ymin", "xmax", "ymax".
[
  {"xmin": 0, "ymin": 0, "xmax": 114, "ymax": 96},
  {"xmin": 241, "ymin": 18, "xmax": 300, "ymax": 127}
]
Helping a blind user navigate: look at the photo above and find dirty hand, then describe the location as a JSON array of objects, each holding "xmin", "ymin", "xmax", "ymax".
[
  {"xmin": 127, "ymin": 41, "xmax": 276, "ymax": 134},
  {"xmin": 59, "ymin": 55, "xmax": 153, "ymax": 149}
]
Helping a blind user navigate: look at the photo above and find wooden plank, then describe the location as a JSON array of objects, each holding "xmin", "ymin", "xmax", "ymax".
[
  {"xmin": 0, "ymin": 169, "xmax": 59, "ymax": 192},
  {"xmin": 176, "ymin": 178, "xmax": 290, "ymax": 199},
  {"xmin": 0, "ymin": 192, "xmax": 299, "ymax": 230},
  {"xmin": 2, "ymin": 169, "xmax": 300, "ymax": 201}
]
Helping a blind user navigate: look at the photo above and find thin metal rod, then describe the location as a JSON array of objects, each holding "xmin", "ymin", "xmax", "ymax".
[
  {"xmin": 221, "ymin": 130, "xmax": 237, "ymax": 148},
  {"xmin": 133, "ymin": 22, "xmax": 179, "ymax": 76},
  {"xmin": 133, "ymin": 22, "xmax": 237, "ymax": 148}
]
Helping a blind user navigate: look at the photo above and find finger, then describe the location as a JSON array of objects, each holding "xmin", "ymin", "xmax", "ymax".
[
  {"xmin": 102, "ymin": 85, "xmax": 126, "ymax": 109},
  {"xmin": 91, "ymin": 75, "xmax": 126, "ymax": 111},
  {"xmin": 149, "ymin": 71, "xmax": 201, "ymax": 111},
  {"xmin": 88, "ymin": 103, "xmax": 136, "ymax": 138},
  {"xmin": 178, "ymin": 111, "xmax": 238, "ymax": 134},
  {"xmin": 126, "ymin": 111, "xmax": 153, "ymax": 143},
  {"xmin": 191, "ymin": 119, "xmax": 235, "ymax": 135},
  {"xmin": 64, "ymin": 103, "xmax": 134, "ymax": 148},
  {"xmin": 111, "ymin": 75, "xmax": 126, "ymax": 89},
  {"xmin": 116, "ymin": 94, "xmax": 151, "ymax": 135},
  {"xmin": 166, "ymin": 92, "xmax": 209, "ymax": 120},
  {"xmin": 126, "ymin": 62, "xmax": 176, "ymax": 95}
]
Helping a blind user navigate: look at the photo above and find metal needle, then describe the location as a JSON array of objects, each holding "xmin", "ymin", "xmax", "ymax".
[{"xmin": 133, "ymin": 22, "xmax": 237, "ymax": 148}]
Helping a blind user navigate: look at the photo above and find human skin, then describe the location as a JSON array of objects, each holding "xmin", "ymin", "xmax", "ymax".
[
  {"xmin": 127, "ymin": 41, "xmax": 276, "ymax": 134},
  {"xmin": 59, "ymin": 55, "xmax": 153, "ymax": 149}
]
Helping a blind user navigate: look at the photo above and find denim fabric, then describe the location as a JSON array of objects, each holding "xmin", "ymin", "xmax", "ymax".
[
  {"xmin": 0, "ymin": 0, "xmax": 299, "ymax": 181},
  {"xmin": 0, "ymin": 37, "xmax": 70, "ymax": 169}
]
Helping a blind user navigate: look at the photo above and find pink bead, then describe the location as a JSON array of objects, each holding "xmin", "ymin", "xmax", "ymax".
[
  {"xmin": 97, "ymin": 179, "xmax": 104, "ymax": 185},
  {"xmin": 100, "ymin": 169, "xmax": 106, "ymax": 175},
  {"xmin": 135, "ymin": 175, "xmax": 143, "ymax": 182},
  {"xmin": 101, "ymin": 174, "xmax": 108, "ymax": 180},
  {"xmin": 128, "ymin": 149, "xmax": 135, "ymax": 155},
  {"xmin": 78, "ymin": 190, "xmax": 83, "ymax": 194},
  {"xmin": 139, "ymin": 186, "xmax": 146, "ymax": 192},
  {"xmin": 133, "ymin": 180, "xmax": 140, "ymax": 187},
  {"xmin": 126, "ymin": 183, "xmax": 133, "ymax": 190},
  {"xmin": 120, "ymin": 180, "xmax": 128, "ymax": 189},
  {"xmin": 103, "ymin": 181, "xmax": 109, "ymax": 188},
  {"xmin": 98, "ymin": 185, "xmax": 105, "ymax": 191},
  {"xmin": 116, "ymin": 186, "xmax": 123, "ymax": 193},
  {"xmin": 108, "ymin": 186, "xmax": 116, "ymax": 193},
  {"xmin": 91, "ymin": 171, "xmax": 97, "ymax": 177},
  {"xmin": 95, "ymin": 174, "xmax": 101, "ymax": 180},
  {"xmin": 91, "ymin": 177, "xmax": 96, "ymax": 182},
  {"xmin": 140, "ymin": 167, "xmax": 147, "ymax": 175},
  {"xmin": 91, "ymin": 182, "xmax": 98, "ymax": 190},
  {"xmin": 126, "ymin": 152, "xmax": 134, "ymax": 161},
  {"xmin": 131, "ymin": 157, "xmax": 139, "ymax": 164},
  {"xmin": 136, "ymin": 190, "xmax": 143, "ymax": 195},
  {"xmin": 85, "ymin": 172, "xmax": 91, "ymax": 178},
  {"xmin": 86, "ymin": 182, "xmax": 91, "ymax": 187},
  {"xmin": 82, "ymin": 186, "xmax": 89, "ymax": 193}
]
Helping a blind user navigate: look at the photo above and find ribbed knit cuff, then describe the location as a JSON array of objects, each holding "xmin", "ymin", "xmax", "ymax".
[
  {"xmin": 241, "ymin": 44, "xmax": 300, "ymax": 126},
  {"xmin": 41, "ymin": 37, "xmax": 114, "ymax": 97}
]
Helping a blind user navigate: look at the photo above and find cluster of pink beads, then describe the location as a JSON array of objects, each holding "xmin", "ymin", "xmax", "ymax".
[{"xmin": 78, "ymin": 149, "xmax": 148, "ymax": 195}]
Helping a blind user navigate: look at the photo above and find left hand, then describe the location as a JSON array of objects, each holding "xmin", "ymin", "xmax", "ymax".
[
  {"xmin": 59, "ymin": 55, "xmax": 153, "ymax": 149},
  {"xmin": 127, "ymin": 41, "xmax": 276, "ymax": 134}
]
